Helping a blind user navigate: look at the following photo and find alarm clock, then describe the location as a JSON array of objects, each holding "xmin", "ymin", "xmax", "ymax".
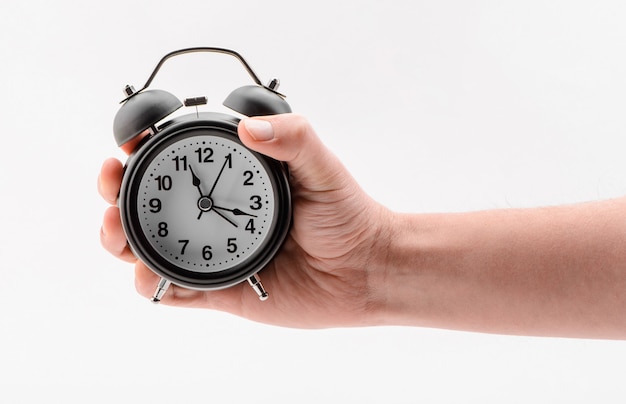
[{"xmin": 113, "ymin": 47, "xmax": 292, "ymax": 303}]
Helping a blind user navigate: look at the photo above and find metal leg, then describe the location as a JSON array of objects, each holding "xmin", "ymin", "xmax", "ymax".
[
  {"xmin": 151, "ymin": 277, "xmax": 171, "ymax": 303},
  {"xmin": 247, "ymin": 274, "xmax": 269, "ymax": 301}
]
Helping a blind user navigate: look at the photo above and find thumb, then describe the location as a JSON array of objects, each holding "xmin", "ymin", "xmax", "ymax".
[{"xmin": 238, "ymin": 114, "xmax": 347, "ymax": 192}]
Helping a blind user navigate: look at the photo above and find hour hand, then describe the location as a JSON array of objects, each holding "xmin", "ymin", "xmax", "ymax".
[
  {"xmin": 213, "ymin": 206, "xmax": 258, "ymax": 218},
  {"xmin": 189, "ymin": 165, "xmax": 203, "ymax": 196}
]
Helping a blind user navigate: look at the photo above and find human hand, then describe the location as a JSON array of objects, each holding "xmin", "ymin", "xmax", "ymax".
[{"xmin": 99, "ymin": 114, "xmax": 392, "ymax": 328}]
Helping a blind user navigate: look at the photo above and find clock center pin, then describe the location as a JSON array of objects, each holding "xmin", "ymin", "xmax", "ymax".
[{"xmin": 198, "ymin": 196, "xmax": 213, "ymax": 212}]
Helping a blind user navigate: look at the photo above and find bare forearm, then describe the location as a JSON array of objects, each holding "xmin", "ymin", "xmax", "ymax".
[{"xmin": 375, "ymin": 198, "xmax": 626, "ymax": 339}]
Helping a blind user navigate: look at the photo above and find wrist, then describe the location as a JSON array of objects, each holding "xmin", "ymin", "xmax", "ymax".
[
  {"xmin": 367, "ymin": 210, "xmax": 468, "ymax": 328},
  {"xmin": 365, "ymin": 209, "xmax": 429, "ymax": 326}
]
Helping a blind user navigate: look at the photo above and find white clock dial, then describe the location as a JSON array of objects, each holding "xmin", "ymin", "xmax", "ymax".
[{"xmin": 136, "ymin": 130, "xmax": 276, "ymax": 273}]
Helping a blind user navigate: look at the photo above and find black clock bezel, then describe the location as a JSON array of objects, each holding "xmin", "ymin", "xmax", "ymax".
[{"xmin": 119, "ymin": 112, "xmax": 291, "ymax": 290}]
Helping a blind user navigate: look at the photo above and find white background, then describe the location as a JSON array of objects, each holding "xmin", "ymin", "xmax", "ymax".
[{"xmin": 1, "ymin": 0, "xmax": 626, "ymax": 402}]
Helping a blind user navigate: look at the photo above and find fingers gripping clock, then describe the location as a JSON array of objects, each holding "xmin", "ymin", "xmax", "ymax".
[{"xmin": 113, "ymin": 48, "xmax": 292, "ymax": 303}]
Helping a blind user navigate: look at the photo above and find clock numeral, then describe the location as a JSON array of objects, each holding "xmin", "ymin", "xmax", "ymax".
[
  {"xmin": 227, "ymin": 238, "xmax": 238, "ymax": 253},
  {"xmin": 250, "ymin": 195, "xmax": 262, "ymax": 210},
  {"xmin": 195, "ymin": 147, "xmax": 214, "ymax": 163},
  {"xmin": 158, "ymin": 222, "xmax": 169, "ymax": 237},
  {"xmin": 149, "ymin": 198, "xmax": 162, "ymax": 213},
  {"xmin": 172, "ymin": 155, "xmax": 188, "ymax": 171},
  {"xmin": 202, "ymin": 245, "xmax": 213, "ymax": 261},
  {"xmin": 178, "ymin": 240, "xmax": 189, "ymax": 255},
  {"xmin": 155, "ymin": 175, "xmax": 172, "ymax": 191},
  {"xmin": 243, "ymin": 170, "xmax": 254, "ymax": 186},
  {"xmin": 245, "ymin": 219, "xmax": 256, "ymax": 234}
]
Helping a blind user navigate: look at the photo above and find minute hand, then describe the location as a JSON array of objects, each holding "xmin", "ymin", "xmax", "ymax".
[{"xmin": 208, "ymin": 154, "xmax": 232, "ymax": 198}]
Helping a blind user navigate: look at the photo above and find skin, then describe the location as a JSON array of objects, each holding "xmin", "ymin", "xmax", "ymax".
[{"xmin": 99, "ymin": 114, "xmax": 626, "ymax": 338}]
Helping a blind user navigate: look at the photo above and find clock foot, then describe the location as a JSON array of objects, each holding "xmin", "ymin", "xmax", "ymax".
[
  {"xmin": 151, "ymin": 277, "xmax": 171, "ymax": 303},
  {"xmin": 247, "ymin": 275, "xmax": 269, "ymax": 301}
]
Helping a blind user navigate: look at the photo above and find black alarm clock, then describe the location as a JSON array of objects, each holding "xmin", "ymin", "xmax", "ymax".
[{"xmin": 113, "ymin": 47, "xmax": 292, "ymax": 303}]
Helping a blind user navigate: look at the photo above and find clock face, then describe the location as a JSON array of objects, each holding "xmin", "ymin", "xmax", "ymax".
[{"xmin": 122, "ymin": 124, "xmax": 289, "ymax": 288}]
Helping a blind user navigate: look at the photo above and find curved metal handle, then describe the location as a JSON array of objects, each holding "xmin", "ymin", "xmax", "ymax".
[{"xmin": 125, "ymin": 47, "xmax": 265, "ymax": 101}]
